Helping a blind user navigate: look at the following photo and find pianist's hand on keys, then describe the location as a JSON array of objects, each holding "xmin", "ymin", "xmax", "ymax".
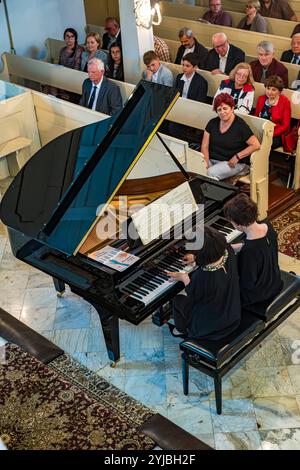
[{"xmin": 166, "ymin": 271, "xmax": 191, "ymax": 287}]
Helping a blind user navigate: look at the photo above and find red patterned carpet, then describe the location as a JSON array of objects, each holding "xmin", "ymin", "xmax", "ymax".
[{"xmin": 272, "ymin": 202, "xmax": 300, "ymax": 260}]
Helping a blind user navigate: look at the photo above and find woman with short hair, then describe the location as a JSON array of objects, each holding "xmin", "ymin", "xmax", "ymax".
[
  {"xmin": 213, "ymin": 62, "xmax": 255, "ymax": 114},
  {"xmin": 237, "ymin": 1, "xmax": 267, "ymax": 33},
  {"xmin": 224, "ymin": 193, "xmax": 283, "ymax": 309},
  {"xmin": 201, "ymin": 93, "xmax": 261, "ymax": 180},
  {"xmin": 59, "ymin": 28, "xmax": 84, "ymax": 70},
  {"xmin": 81, "ymin": 32, "xmax": 108, "ymax": 72},
  {"xmin": 167, "ymin": 225, "xmax": 241, "ymax": 339},
  {"xmin": 254, "ymin": 75, "xmax": 291, "ymax": 148}
]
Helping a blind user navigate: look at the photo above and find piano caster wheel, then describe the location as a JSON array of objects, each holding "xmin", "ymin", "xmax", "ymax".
[
  {"xmin": 57, "ymin": 291, "xmax": 65, "ymax": 298},
  {"xmin": 110, "ymin": 362, "xmax": 117, "ymax": 368}
]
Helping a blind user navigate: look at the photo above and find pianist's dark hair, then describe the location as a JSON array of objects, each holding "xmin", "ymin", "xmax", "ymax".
[
  {"xmin": 223, "ymin": 193, "xmax": 258, "ymax": 227},
  {"xmin": 195, "ymin": 226, "xmax": 227, "ymax": 268}
]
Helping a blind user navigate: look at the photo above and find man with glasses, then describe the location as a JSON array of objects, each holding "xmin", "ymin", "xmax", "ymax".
[
  {"xmin": 205, "ymin": 33, "xmax": 245, "ymax": 75},
  {"xmin": 281, "ymin": 33, "xmax": 300, "ymax": 65},
  {"xmin": 102, "ymin": 17, "xmax": 122, "ymax": 50},
  {"xmin": 250, "ymin": 41, "xmax": 288, "ymax": 87},
  {"xmin": 202, "ymin": 0, "xmax": 232, "ymax": 26},
  {"xmin": 175, "ymin": 27, "xmax": 208, "ymax": 70}
]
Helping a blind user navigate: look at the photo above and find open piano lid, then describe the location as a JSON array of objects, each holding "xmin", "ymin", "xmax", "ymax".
[{"xmin": 0, "ymin": 81, "xmax": 179, "ymax": 256}]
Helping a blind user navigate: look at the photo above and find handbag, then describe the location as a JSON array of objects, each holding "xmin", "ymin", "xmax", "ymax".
[{"xmin": 282, "ymin": 122, "xmax": 300, "ymax": 153}]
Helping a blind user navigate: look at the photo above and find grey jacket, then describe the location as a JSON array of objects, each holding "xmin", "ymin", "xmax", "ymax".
[
  {"xmin": 237, "ymin": 13, "xmax": 267, "ymax": 33},
  {"xmin": 142, "ymin": 64, "xmax": 174, "ymax": 87},
  {"xmin": 80, "ymin": 76, "xmax": 123, "ymax": 116},
  {"xmin": 81, "ymin": 49, "xmax": 108, "ymax": 71}
]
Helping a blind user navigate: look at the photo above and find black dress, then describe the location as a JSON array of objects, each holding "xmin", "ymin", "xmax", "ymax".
[
  {"xmin": 173, "ymin": 246, "xmax": 241, "ymax": 340},
  {"xmin": 238, "ymin": 220, "xmax": 283, "ymax": 308}
]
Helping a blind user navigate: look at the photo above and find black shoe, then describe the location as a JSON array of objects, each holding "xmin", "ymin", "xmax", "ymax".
[{"xmin": 167, "ymin": 322, "xmax": 185, "ymax": 338}]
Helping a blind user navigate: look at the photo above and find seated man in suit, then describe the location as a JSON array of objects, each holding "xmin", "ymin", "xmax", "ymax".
[
  {"xmin": 102, "ymin": 17, "xmax": 122, "ymax": 50},
  {"xmin": 281, "ymin": 33, "xmax": 300, "ymax": 65},
  {"xmin": 175, "ymin": 27, "xmax": 208, "ymax": 70},
  {"xmin": 205, "ymin": 33, "xmax": 245, "ymax": 75},
  {"xmin": 80, "ymin": 58, "xmax": 123, "ymax": 116},
  {"xmin": 142, "ymin": 50, "xmax": 174, "ymax": 87},
  {"xmin": 169, "ymin": 53, "xmax": 208, "ymax": 143},
  {"xmin": 250, "ymin": 40, "xmax": 288, "ymax": 88}
]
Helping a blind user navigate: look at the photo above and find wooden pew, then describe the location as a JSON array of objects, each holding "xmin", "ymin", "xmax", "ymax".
[
  {"xmin": 0, "ymin": 53, "xmax": 283, "ymax": 216},
  {"xmin": 159, "ymin": 0, "xmax": 297, "ymax": 38},
  {"xmin": 153, "ymin": 16, "xmax": 291, "ymax": 64},
  {"xmin": 195, "ymin": 0, "xmax": 300, "ymax": 21}
]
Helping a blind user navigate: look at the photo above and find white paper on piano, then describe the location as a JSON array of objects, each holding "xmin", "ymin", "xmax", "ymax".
[
  {"xmin": 88, "ymin": 246, "xmax": 140, "ymax": 271},
  {"xmin": 131, "ymin": 182, "xmax": 199, "ymax": 246}
]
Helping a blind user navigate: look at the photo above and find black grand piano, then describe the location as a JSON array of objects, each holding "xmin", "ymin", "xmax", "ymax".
[{"xmin": 0, "ymin": 81, "xmax": 241, "ymax": 364}]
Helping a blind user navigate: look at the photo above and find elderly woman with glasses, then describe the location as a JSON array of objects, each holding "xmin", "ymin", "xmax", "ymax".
[
  {"xmin": 237, "ymin": 1, "xmax": 267, "ymax": 33},
  {"xmin": 201, "ymin": 93, "xmax": 261, "ymax": 181},
  {"xmin": 213, "ymin": 62, "xmax": 255, "ymax": 114}
]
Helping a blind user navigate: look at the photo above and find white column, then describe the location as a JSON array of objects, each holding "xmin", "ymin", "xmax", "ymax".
[{"xmin": 118, "ymin": 0, "xmax": 154, "ymax": 85}]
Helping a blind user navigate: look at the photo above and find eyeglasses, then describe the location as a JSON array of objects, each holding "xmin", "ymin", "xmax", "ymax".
[
  {"xmin": 236, "ymin": 72, "xmax": 249, "ymax": 78},
  {"xmin": 65, "ymin": 34, "xmax": 75, "ymax": 38}
]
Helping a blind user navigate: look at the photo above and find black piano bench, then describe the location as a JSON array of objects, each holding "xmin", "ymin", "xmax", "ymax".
[{"xmin": 180, "ymin": 271, "xmax": 300, "ymax": 415}]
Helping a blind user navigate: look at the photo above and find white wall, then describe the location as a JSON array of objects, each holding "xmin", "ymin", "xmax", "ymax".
[{"xmin": 0, "ymin": 0, "xmax": 86, "ymax": 61}]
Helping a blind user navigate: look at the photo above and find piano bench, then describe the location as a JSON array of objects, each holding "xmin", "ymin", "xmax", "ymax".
[{"xmin": 180, "ymin": 271, "xmax": 300, "ymax": 415}]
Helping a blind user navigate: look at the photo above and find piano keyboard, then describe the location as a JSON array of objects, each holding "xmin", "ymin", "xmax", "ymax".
[
  {"xmin": 119, "ymin": 217, "xmax": 242, "ymax": 306},
  {"xmin": 207, "ymin": 216, "xmax": 242, "ymax": 243},
  {"xmin": 119, "ymin": 249, "xmax": 195, "ymax": 306}
]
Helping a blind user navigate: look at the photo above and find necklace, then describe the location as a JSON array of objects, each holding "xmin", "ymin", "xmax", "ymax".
[{"xmin": 202, "ymin": 249, "xmax": 228, "ymax": 273}]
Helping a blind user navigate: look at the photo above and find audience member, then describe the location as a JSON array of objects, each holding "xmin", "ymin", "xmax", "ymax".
[
  {"xmin": 59, "ymin": 28, "xmax": 84, "ymax": 70},
  {"xmin": 175, "ymin": 27, "xmax": 208, "ymax": 70},
  {"xmin": 202, "ymin": 0, "xmax": 232, "ymax": 27},
  {"xmin": 102, "ymin": 17, "xmax": 122, "ymax": 50},
  {"xmin": 81, "ymin": 32, "xmax": 108, "ymax": 72},
  {"xmin": 142, "ymin": 50, "xmax": 173, "ymax": 87},
  {"xmin": 106, "ymin": 43, "xmax": 124, "ymax": 81},
  {"xmin": 167, "ymin": 226, "xmax": 241, "ymax": 340},
  {"xmin": 281, "ymin": 33, "xmax": 300, "ymax": 64},
  {"xmin": 250, "ymin": 41, "xmax": 288, "ymax": 87},
  {"xmin": 201, "ymin": 93, "xmax": 260, "ymax": 180},
  {"xmin": 291, "ymin": 24, "xmax": 300, "ymax": 37},
  {"xmin": 214, "ymin": 63, "xmax": 255, "ymax": 114},
  {"xmin": 154, "ymin": 35, "xmax": 171, "ymax": 62},
  {"xmin": 254, "ymin": 75, "xmax": 291, "ymax": 149},
  {"xmin": 237, "ymin": 1, "xmax": 267, "ymax": 33},
  {"xmin": 260, "ymin": 0, "xmax": 297, "ymax": 21},
  {"xmin": 205, "ymin": 33, "xmax": 245, "ymax": 75},
  {"xmin": 80, "ymin": 58, "xmax": 122, "ymax": 116},
  {"xmin": 174, "ymin": 53, "xmax": 208, "ymax": 101},
  {"xmin": 224, "ymin": 193, "xmax": 283, "ymax": 309}
]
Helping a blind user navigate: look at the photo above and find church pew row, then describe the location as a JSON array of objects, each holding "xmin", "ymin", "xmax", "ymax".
[
  {"xmin": 0, "ymin": 52, "xmax": 286, "ymax": 219},
  {"xmin": 153, "ymin": 16, "xmax": 292, "ymax": 66},
  {"xmin": 195, "ymin": 0, "xmax": 300, "ymax": 22},
  {"xmin": 159, "ymin": 0, "xmax": 297, "ymax": 38}
]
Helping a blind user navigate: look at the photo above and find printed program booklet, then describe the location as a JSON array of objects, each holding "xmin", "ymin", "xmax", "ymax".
[{"xmin": 88, "ymin": 246, "xmax": 140, "ymax": 271}]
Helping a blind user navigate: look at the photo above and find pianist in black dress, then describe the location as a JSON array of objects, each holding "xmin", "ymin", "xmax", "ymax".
[
  {"xmin": 224, "ymin": 193, "xmax": 283, "ymax": 308},
  {"xmin": 167, "ymin": 226, "xmax": 241, "ymax": 339}
]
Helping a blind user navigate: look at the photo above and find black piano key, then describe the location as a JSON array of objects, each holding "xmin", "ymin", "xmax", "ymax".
[
  {"xmin": 130, "ymin": 281, "xmax": 150, "ymax": 294},
  {"xmin": 137, "ymin": 277, "xmax": 157, "ymax": 291},
  {"xmin": 122, "ymin": 287, "xmax": 144, "ymax": 300},
  {"xmin": 149, "ymin": 269, "xmax": 168, "ymax": 281},
  {"xmin": 127, "ymin": 283, "xmax": 147, "ymax": 296},
  {"xmin": 211, "ymin": 222, "xmax": 231, "ymax": 234},
  {"xmin": 143, "ymin": 273, "xmax": 164, "ymax": 285},
  {"xmin": 141, "ymin": 274, "xmax": 162, "ymax": 288}
]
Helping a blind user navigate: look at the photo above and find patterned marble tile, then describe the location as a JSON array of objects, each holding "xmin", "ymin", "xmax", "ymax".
[
  {"xmin": 253, "ymin": 397, "xmax": 300, "ymax": 430},
  {"xmin": 0, "ymin": 270, "xmax": 28, "ymax": 292},
  {"xmin": 247, "ymin": 367, "xmax": 295, "ymax": 398},
  {"xmin": 245, "ymin": 333, "xmax": 286, "ymax": 369},
  {"xmin": 1, "ymin": 245, "xmax": 30, "ymax": 272},
  {"xmin": 20, "ymin": 288, "xmax": 57, "ymax": 331},
  {"xmin": 194, "ymin": 433, "xmax": 215, "ymax": 450},
  {"xmin": 0, "ymin": 237, "xmax": 6, "ymax": 263},
  {"xmin": 164, "ymin": 345, "xmax": 182, "ymax": 374},
  {"xmin": 0, "ymin": 337, "xmax": 7, "ymax": 347},
  {"xmin": 52, "ymin": 328, "xmax": 90, "ymax": 354},
  {"xmin": 27, "ymin": 270, "xmax": 55, "ymax": 289},
  {"xmin": 125, "ymin": 348, "xmax": 165, "ymax": 377},
  {"xmin": 54, "ymin": 295, "xmax": 91, "ymax": 330},
  {"xmin": 208, "ymin": 365, "xmax": 252, "ymax": 400},
  {"xmin": 0, "ymin": 287, "xmax": 26, "ymax": 319},
  {"xmin": 121, "ymin": 320, "xmax": 164, "ymax": 352},
  {"xmin": 166, "ymin": 371, "xmax": 209, "ymax": 404},
  {"xmin": 87, "ymin": 327, "xmax": 107, "ymax": 353},
  {"xmin": 288, "ymin": 366, "xmax": 300, "ymax": 394},
  {"xmin": 166, "ymin": 401, "xmax": 213, "ymax": 435},
  {"xmin": 124, "ymin": 372, "xmax": 167, "ymax": 406},
  {"xmin": 211, "ymin": 399, "xmax": 258, "ymax": 433},
  {"xmin": 260, "ymin": 428, "xmax": 300, "ymax": 450},
  {"xmin": 214, "ymin": 431, "xmax": 262, "ymax": 450}
]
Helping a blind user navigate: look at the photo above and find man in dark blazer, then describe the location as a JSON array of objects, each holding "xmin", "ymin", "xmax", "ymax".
[
  {"xmin": 80, "ymin": 58, "xmax": 123, "ymax": 116},
  {"xmin": 250, "ymin": 40, "xmax": 288, "ymax": 88},
  {"xmin": 102, "ymin": 17, "xmax": 122, "ymax": 50},
  {"xmin": 175, "ymin": 27, "xmax": 208, "ymax": 70},
  {"xmin": 281, "ymin": 33, "xmax": 300, "ymax": 65},
  {"xmin": 205, "ymin": 32, "xmax": 245, "ymax": 75}
]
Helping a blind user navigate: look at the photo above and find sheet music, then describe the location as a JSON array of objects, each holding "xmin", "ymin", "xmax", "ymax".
[{"xmin": 131, "ymin": 182, "xmax": 199, "ymax": 246}]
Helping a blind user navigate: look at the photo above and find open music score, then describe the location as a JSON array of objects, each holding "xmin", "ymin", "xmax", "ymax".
[{"xmin": 131, "ymin": 182, "xmax": 199, "ymax": 246}]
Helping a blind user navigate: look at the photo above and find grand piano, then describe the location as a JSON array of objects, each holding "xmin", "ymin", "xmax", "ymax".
[{"xmin": 0, "ymin": 81, "xmax": 241, "ymax": 364}]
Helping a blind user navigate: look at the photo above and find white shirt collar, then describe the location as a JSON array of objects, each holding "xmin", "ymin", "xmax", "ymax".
[
  {"xmin": 180, "ymin": 72, "xmax": 195, "ymax": 82},
  {"xmin": 219, "ymin": 44, "xmax": 230, "ymax": 60}
]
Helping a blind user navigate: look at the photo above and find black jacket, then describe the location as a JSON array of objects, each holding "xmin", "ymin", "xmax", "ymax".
[
  {"xmin": 175, "ymin": 72, "xmax": 208, "ymax": 103},
  {"xmin": 175, "ymin": 39, "xmax": 208, "ymax": 70},
  {"xmin": 205, "ymin": 44, "xmax": 245, "ymax": 74},
  {"xmin": 280, "ymin": 49, "xmax": 295, "ymax": 63},
  {"xmin": 102, "ymin": 31, "xmax": 122, "ymax": 51},
  {"xmin": 80, "ymin": 76, "xmax": 123, "ymax": 116}
]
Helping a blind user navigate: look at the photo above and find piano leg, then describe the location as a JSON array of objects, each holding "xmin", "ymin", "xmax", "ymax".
[
  {"xmin": 91, "ymin": 304, "xmax": 120, "ymax": 365},
  {"xmin": 53, "ymin": 277, "xmax": 66, "ymax": 297}
]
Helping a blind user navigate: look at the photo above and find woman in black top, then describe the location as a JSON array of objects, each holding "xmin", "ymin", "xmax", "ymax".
[
  {"xmin": 224, "ymin": 193, "xmax": 283, "ymax": 308},
  {"xmin": 106, "ymin": 43, "xmax": 124, "ymax": 82},
  {"xmin": 201, "ymin": 93, "xmax": 261, "ymax": 181},
  {"xmin": 167, "ymin": 226, "xmax": 241, "ymax": 339}
]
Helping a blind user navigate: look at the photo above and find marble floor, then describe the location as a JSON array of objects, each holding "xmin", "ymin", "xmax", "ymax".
[{"xmin": 1, "ymin": 220, "xmax": 300, "ymax": 451}]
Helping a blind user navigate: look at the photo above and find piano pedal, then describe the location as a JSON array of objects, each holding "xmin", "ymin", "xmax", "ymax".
[{"xmin": 152, "ymin": 303, "xmax": 172, "ymax": 327}]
